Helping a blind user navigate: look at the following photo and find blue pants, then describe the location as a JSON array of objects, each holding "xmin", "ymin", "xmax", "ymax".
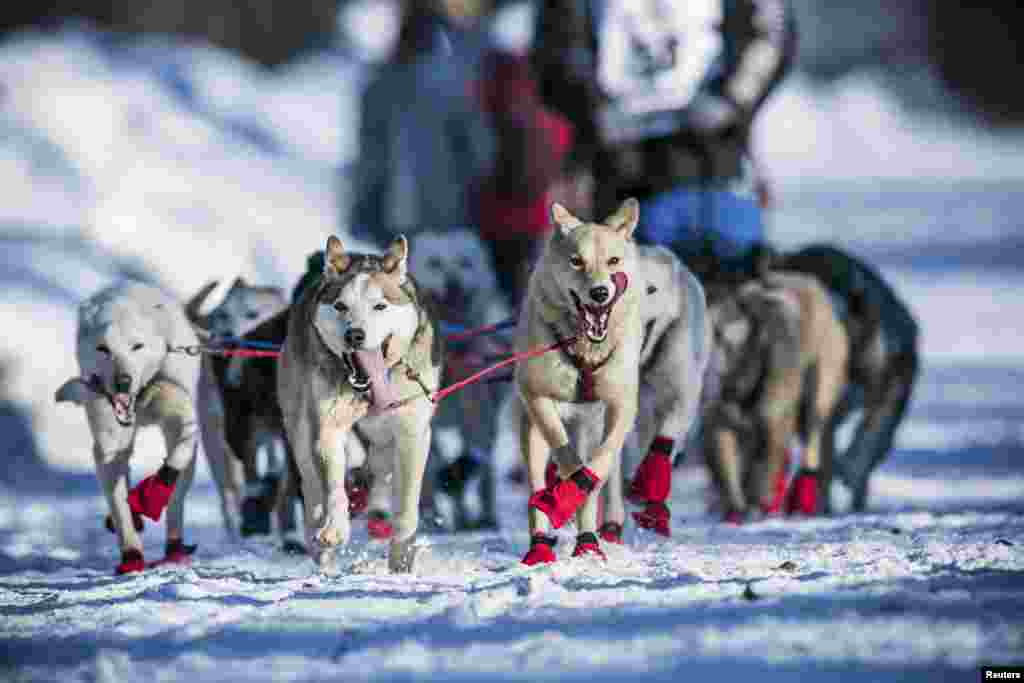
[{"xmin": 636, "ymin": 187, "xmax": 764, "ymax": 267}]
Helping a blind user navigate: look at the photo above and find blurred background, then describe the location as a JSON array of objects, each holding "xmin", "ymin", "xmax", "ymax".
[{"xmin": 0, "ymin": 0, "xmax": 1021, "ymax": 496}]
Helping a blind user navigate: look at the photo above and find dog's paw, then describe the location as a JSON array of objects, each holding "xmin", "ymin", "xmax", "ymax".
[{"xmin": 315, "ymin": 514, "xmax": 350, "ymax": 548}]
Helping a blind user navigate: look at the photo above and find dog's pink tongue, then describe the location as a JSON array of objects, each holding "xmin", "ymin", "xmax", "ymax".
[{"xmin": 351, "ymin": 349, "xmax": 401, "ymax": 409}]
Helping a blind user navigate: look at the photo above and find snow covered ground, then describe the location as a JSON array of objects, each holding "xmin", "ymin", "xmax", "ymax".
[{"xmin": 1, "ymin": 25, "xmax": 1023, "ymax": 683}]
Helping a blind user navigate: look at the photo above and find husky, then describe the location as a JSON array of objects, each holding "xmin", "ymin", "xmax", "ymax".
[
  {"xmin": 55, "ymin": 281, "xmax": 203, "ymax": 574},
  {"xmin": 186, "ymin": 279, "xmax": 291, "ymax": 541},
  {"xmin": 702, "ymin": 270, "xmax": 849, "ymax": 522},
  {"xmin": 408, "ymin": 228, "xmax": 514, "ymax": 532},
  {"xmin": 278, "ymin": 235, "xmax": 443, "ymax": 573},
  {"xmin": 594, "ymin": 244, "xmax": 711, "ymax": 542},
  {"xmin": 515, "ymin": 199, "xmax": 653, "ymax": 565}
]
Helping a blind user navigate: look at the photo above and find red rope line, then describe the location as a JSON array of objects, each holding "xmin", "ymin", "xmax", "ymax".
[
  {"xmin": 201, "ymin": 332, "xmax": 575, "ymax": 412},
  {"xmin": 430, "ymin": 337, "xmax": 575, "ymax": 403}
]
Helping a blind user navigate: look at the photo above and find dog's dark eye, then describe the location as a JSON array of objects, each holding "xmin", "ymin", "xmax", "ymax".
[
  {"xmin": 427, "ymin": 256, "xmax": 443, "ymax": 270},
  {"xmin": 607, "ymin": 256, "xmax": 621, "ymax": 267},
  {"xmin": 373, "ymin": 303, "xmax": 387, "ymax": 312},
  {"xmin": 334, "ymin": 302, "xmax": 349, "ymax": 314},
  {"xmin": 96, "ymin": 344, "xmax": 111, "ymax": 355},
  {"xmin": 131, "ymin": 343, "xmax": 144, "ymax": 352},
  {"xmin": 569, "ymin": 255, "xmax": 584, "ymax": 269},
  {"xmin": 245, "ymin": 311, "xmax": 260, "ymax": 320}
]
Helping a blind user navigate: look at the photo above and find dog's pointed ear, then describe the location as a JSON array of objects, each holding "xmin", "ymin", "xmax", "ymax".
[
  {"xmin": 606, "ymin": 197, "xmax": 639, "ymax": 239},
  {"xmin": 184, "ymin": 280, "xmax": 219, "ymax": 323},
  {"xmin": 551, "ymin": 202, "xmax": 583, "ymax": 237},
  {"xmin": 55, "ymin": 378, "xmax": 93, "ymax": 405},
  {"xmin": 324, "ymin": 236, "xmax": 350, "ymax": 277},
  {"xmin": 383, "ymin": 235, "xmax": 409, "ymax": 283},
  {"xmin": 230, "ymin": 276, "xmax": 248, "ymax": 290}
]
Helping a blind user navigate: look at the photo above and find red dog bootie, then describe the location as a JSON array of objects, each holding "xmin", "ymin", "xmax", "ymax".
[
  {"xmin": 598, "ymin": 521, "xmax": 624, "ymax": 544},
  {"xmin": 572, "ymin": 532, "xmax": 606, "ymax": 560},
  {"xmin": 367, "ymin": 511, "xmax": 394, "ymax": 540},
  {"xmin": 105, "ymin": 511, "xmax": 144, "ymax": 534},
  {"xmin": 528, "ymin": 468, "xmax": 599, "ymax": 529},
  {"xmin": 127, "ymin": 465, "xmax": 179, "ymax": 522},
  {"xmin": 785, "ymin": 469, "xmax": 820, "ymax": 517},
  {"xmin": 627, "ymin": 437, "xmax": 674, "ymax": 505},
  {"xmin": 521, "ymin": 533, "xmax": 557, "ymax": 566},
  {"xmin": 762, "ymin": 464, "xmax": 792, "ymax": 517},
  {"xmin": 632, "ymin": 501, "xmax": 671, "ymax": 537},
  {"xmin": 149, "ymin": 539, "xmax": 197, "ymax": 568},
  {"xmin": 115, "ymin": 548, "xmax": 146, "ymax": 575}
]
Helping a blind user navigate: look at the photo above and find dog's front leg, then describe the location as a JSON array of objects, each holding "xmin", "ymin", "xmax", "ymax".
[
  {"xmin": 706, "ymin": 425, "xmax": 747, "ymax": 517},
  {"xmin": 520, "ymin": 407, "xmax": 555, "ymax": 536},
  {"xmin": 588, "ymin": 393, "xmax": 638, "ymax": 483},
  {"xmin": 314, "ymin": 413, "xmax": 354, "ymax": 549},
  {"xmin": 94, "ymin": 443, "xmax": 141, "ymax": 554},
  {"xmin": 388, "ymin": 414, "xmax": 431, "ymax": 573},
  {"xmin": 285, "ymin": 399, "xmax": 332, "ymax": 570}
]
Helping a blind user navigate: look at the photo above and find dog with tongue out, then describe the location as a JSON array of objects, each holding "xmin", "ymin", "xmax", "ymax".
[
  {"xmin": 56, "ymin": 281, "xmax": 204, "ymax": 575},
  {"xmin": 278, "ymin": 234, "xmax": 443, "ymax": 574},
  {"xmin": 513, "ymin": 199, "xmax": 644, "ymax": 565}
]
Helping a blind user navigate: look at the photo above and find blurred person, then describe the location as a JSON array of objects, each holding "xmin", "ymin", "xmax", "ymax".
[
  {"xmin": 531, "ymin": 0, "xmax": 794, "ymax": 277},
  {"xmin": 348, "ymin": 0, "xmax": 495, "ymax": 248},
  {"xmin": 473, "ymin": 48, "xmax": 575, "ymax": 306}
]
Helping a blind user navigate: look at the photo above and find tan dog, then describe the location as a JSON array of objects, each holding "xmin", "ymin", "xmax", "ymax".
[
  {"xmin": 703, "ymin": 270, "xmax": 848, "ymax": 522},
  {"xmin": 515, "ymin": 199, "xmax": 643, "ymax": 564},
  {"xmin": 277, "ymin": 235, "xmax": 443, "ymax": 573}
]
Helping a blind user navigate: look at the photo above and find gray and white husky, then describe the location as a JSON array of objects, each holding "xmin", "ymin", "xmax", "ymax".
[
  {"xmin": 55, "ymin": 281, "xmax": 204, "ymax": 574},
  {"xmin": 185, "ymin": 278, "xmax": 289, "ymax": 541},
  {"xmin": 278, "ymin": 235, "xmax": 443, "ymax": 573},
  {"xmin": 408, "ymin": 228, "xmax": 514, "ymax": 532}
]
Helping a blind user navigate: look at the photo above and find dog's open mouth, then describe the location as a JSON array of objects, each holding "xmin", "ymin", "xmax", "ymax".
[
  {"xmin": 570, "ymin": 290, "xmax": 612, "ymax": 343},
  {"xmin": 110, "ymin": 392, "xmax": 135, "ymax": 427},
  {"xmin": 344, "ymin": 334, "xmax": 393, "ymax": 393},
  {"xmin": 570, "ymin": 273, "xmax": 629, "ymax": 344}
]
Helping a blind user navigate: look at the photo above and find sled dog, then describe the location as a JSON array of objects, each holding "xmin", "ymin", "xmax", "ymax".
[
  {"xmin": 515, "ymin": 199, "xmax": 648, "ymax": 564},
  {"xmin": 186, "ymin": 278, "xmax": 288, "ymax": 540},
  {"xmin": 278, "ymin": 235, "xmax": 443, "ymax": 573},
  {"xmin": 56, "ymin": 281, "xmax": 203, "ymax": 574},
  {"xmin": 702, "ymin": 271, "xmax": 848, "ymax": 522},
  {"xmin": 408, "ymin": 228, "xmax": 514, "ymax": 531}
]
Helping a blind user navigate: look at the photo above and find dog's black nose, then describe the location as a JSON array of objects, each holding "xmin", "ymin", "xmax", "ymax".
[
  {"xmin": 589, "ymin": 286, "xmax": 610, "ymax": 304},
  {"xmin": 114, "ymin": 373, "xmax": 132, "ymax": 393},
  {"xmin": 345, "ymin": 328, "xmax": 366, "ymax": 348}
]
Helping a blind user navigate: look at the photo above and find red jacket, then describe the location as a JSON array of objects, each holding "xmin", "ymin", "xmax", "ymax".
[{"xmin": 473, "ymin": 52, "xmax": 574, "ymax": 240}]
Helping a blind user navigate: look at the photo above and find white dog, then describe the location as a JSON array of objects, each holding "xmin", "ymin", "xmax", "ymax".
[
  {"xmin": 408, "ymin": 228, "xmax": 514, "ymax": 532},
  {"xmin": 56, "ymin": 281, "xmax": 203, "ymax": 574}
]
